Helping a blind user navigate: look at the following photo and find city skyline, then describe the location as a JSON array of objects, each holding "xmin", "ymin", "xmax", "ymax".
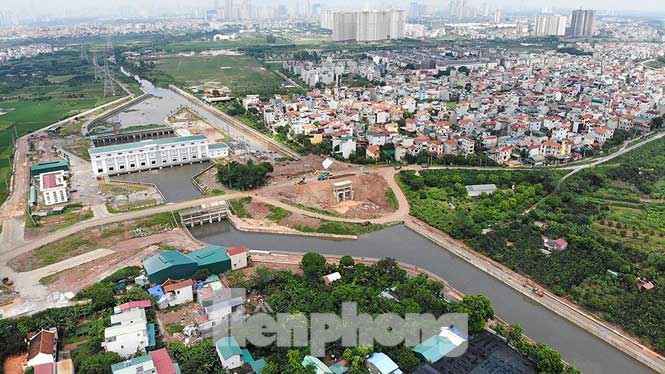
[{"xmin": 1, "ymin": 0, "xmax": 665, "ymax": 20}]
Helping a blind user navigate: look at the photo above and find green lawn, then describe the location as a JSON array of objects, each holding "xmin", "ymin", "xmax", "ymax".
[{"xmin": 153, "ymin": 55, "xmax": 283, "ymax": 95}]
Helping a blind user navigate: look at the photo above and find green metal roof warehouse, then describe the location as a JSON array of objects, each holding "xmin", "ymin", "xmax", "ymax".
[
  {"xmin": 31, "ymin": 160, "xmax": 69, "ymax": 177},
  {"xmin": 143, "ymin": 250, "xmax": 197, "ymax": 284},
  {"xmin": 189, "ymin": 245, "xmax": 231, "ymax": 274},
  {"xmin": 143, "ymin": 246, "xmax": 232, "ymax": 284}
]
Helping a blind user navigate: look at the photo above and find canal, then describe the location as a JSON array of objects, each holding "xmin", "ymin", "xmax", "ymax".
[
  {"xmin": 111, "ymin": 77, "xmax": 273, "ymax": 154},
  {"xmin": 190, "ymin": 222, "xmax": 654, "ymax": 374},
  {"xmin": 111, "ymin": 162, "xmax": 210, "ymax": 202}
]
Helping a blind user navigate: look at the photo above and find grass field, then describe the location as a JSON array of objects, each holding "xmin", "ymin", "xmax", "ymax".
[
  {"xmin": 0, "ymin": 50, "xmax": 119, "ymax": 204},
  {"xmin": 158, "ymin": 37, "xmax": 292, "ymax": 53},
  {"xmin": 153, "ymin": 55, "xmax": 283, "ymax": 95}
]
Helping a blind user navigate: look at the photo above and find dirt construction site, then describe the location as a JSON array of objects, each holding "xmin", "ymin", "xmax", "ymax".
[
  {"xmin": 264, "ymin": 172, "xmax": 396, "ymax": 219},
  {"xmin": 167, "ymin": 106, "xmax": 227, "ymax": 143}
]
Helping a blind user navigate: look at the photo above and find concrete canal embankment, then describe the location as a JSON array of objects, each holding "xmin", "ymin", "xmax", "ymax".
[
  {"xmin": 169, "ymin": 85, "xmax": 300, "ymax": 160},
  {"xmin": 189, "ymin": 221, "xmax": 657, "ymax": 374}
]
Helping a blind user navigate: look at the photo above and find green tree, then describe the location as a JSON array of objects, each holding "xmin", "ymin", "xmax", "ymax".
[
  {"xmin": 339, "ymin": 255, "xmax": 355, "ymax": 267},
  {"xmin": 76, "ymin": 282, "xmax": 115, "ymax": 311},
  {"xmin": 217, "ymin": 160, "xmax": 274, "ymax": 190},
  {"xmin": 168, "ymin": 340, "xmax": 221, "ymax": 374},
  {"xmin": 301, "ymin": 252, "xmax": 327, "ymax": 276},
  {"xmin": 0, "ymin": 319, "xmax": 26, "ymax": 365},
  {"xmin": 392, "ymin": 347, "xmax": 421, "ymax": 371},
  {"xmin": 533, "ymin": 343, "xmax": 565, "ymax": 374},
  {"xmin": 459, "ymin": 295, "xmax": 494, "ymax": 333},
  {"xmin": 343, "ymin": 345, "xmax": 373, "ymax": 374},
  {"xmin": 77, "ymin": 352, "xmax": 123, "ymax": 374},
  {"xmin": 505, "ymin": 323, "xmax": 524, "ymax": 347}
]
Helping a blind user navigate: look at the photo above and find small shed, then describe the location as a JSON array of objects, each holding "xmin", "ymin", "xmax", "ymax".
[
  {"xmin": 323, "ymin": 272, "xmax": 341, "ymax": 285},
  {"xmin": 465, "ymin": 184, "xmax": 497, "ymax": 197},
  {"xmin": 143, "ymin": 251, "xmax": 197, "ymax": 284}
]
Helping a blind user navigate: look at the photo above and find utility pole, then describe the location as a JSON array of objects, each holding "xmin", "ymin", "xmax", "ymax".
[
  {"xmin": 92, "ymin": 51, "xmax": 101, "ymax": 80},
  {"xmin": 80, "ymin": 45, "xmax": 88, "ymax": 63},
  {"xmin": 103, "ymin": 59, "xmax": 116, "ymax": 97}
]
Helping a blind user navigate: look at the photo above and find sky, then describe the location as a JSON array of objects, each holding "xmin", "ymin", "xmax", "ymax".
[{"xmin": 2, "ymin": 0, "xmax": 664, "ymax": 18}]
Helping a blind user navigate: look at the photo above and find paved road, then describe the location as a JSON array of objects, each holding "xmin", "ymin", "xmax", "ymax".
[
  {"xmin": 0, "ymin": 137, "xmax": 29, "ymax": 221},
  {"xmin": 169, "ymin": 85, "xmax": 301, "ymax": 160},
  {"xmin": 1, "ymin": 115, "xmax": 664, "ymax": 368}
]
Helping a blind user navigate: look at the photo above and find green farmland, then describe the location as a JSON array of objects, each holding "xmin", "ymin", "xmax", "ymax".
[
  {"xmin": 0, "ymin": 49, "xmax": 118, "ymax": 203},
  {"xmin": 151, "ymin": 55, "xmax": 284, "ymax": 96}
]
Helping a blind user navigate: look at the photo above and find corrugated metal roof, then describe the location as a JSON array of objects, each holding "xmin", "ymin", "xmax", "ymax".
[
  {"xmin": 89, "ymin": 135, "xmax": 207, "ymax": 155},
  {"xmin": 189, "ymin": 245, "xmax": 230, "ymax": 267},
  {"xmin": 143, "ymin": 250, "xmax": 197, "ymax": 275},
  {"xmin": 31, "ymin": 160, "xmax": 69, "ymax": 175},
  {"xmin": 216, "ymin": 336, "xmax": 243, "ymax": 360}
]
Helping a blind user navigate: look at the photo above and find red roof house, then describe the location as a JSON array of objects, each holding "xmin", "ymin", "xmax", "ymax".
[{"xmin": 149, "ymin": 348, "xmax": 178, "ymax": 374}]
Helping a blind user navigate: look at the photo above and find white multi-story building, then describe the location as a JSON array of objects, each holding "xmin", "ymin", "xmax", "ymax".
[
  {"xmin": 534, "ymin": 15, "xmax": 567, "ymax": 36},
  {"xmin": 39, "ymin": 170, "xmax": 68, "ymax": 206},
  {"xmin": 332, "ymin": 10, "xmax": 405, "ymax": 42},
  {"xmin": 321, "ymin": 9, "xmax": 334, "ymax": 29},
  {"xmin": 89, "ymin": 135, "xmax": 209, "ymax": 177},
  {"xmin": 102, "ymin": 308, "xmax": 154, "ymax": 357}
]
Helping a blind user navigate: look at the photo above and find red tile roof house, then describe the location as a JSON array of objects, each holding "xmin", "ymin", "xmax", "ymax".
[
  {"xmin": 366, "ymin": 145, "xmax": 381, "ymax": 160},
  {"xmin": 25, "ymin": 328, "xmax": 58, "ymax": 369},
  {"xmin": 150, "ymin": 348, "xmax": 179, "ymax": 374},
  {"xmin": 226, "ymin": 246, "xmax": 248, "ymax": 270},
  {"xmin": 545, "ymin": 238, "xmax": 569, "ymax": 251},
  {"xmin": 161, "ymin": 279, "xmax": 195, "ymax": 308},
  {"xmin": 113, "ymin": 300, "xmax": 152, "ymax": 314}
]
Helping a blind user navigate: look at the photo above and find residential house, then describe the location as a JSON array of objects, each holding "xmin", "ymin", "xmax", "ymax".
[
  {"xmin": 39, "ymin": 171, "xmax": 68, "ymax": 206},
  {"xmin": 216, "ymin": 337, "xmax": 244, "ymax": 370},
  {"xmin": 161, "ymin": 279, "xmax": 195, "ymax": 308},
  {"xmin": 366, "ymin": 352, "xmax": 402, "ymax": 374},
  {"xmin": 487, "ymin": 146, "xmax": 511, "ymax": 165},
  {"xmin": 113, "ymin": 300, "xmax": 151, "ymax": 314},
  {"xmin": 226, "ymin": 246, "xmax": 249, "ymax": 270},
  {"xmin": 323, "ymin": 272, "xmax": 341, "ymax": 285},
  {"xmin": 26, "ymin": 328, "xmax": 58, "ymax": 368},
  {"xmin": 302, "ymin": 355, "xmax": 333, "ymax": 374},
  {"xmin": 366, "ymin": 145, "xmax": 381, "ymax": 160},
  {"xmin": 196, "ymin": 281, "xmax": 245, "ymax": 338},
  {"xmin": 110, "ymin": 348, "xmax": 180, "ymax": 374},
  {"xmin": 103, "ymin": 307, "xmax": 155, "ymax": 357},
  {"xmin": 412, "ymin": 327, "xmax": 467, "ymax": 363}
]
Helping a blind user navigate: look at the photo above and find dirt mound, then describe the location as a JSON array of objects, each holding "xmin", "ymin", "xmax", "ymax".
[{"xmin": 268, "ymin": 173, "xmax": 395, "ymax": 219}]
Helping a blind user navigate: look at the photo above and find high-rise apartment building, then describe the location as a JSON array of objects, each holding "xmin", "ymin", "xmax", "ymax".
[
  {"xmin": 332, "ymin": 10, "xmax": 405, "ymax": 42},
  {"xmin": 569, "ymin": 9, "xmax": 594, "ymax": 37},
  {"xmin": 321, "ymin": 9, "xmax": 334, "ymax": 30},
  {"xmin": 534, "ymin": 15, "xmax": 567, "ymax": 36}
]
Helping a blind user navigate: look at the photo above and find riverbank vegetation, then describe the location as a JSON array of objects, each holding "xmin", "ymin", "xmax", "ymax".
[
  {"xmin": 248, "ymin": 254, "xmax": 576, "ymax": 373},
  {"xmin": 217, "ymin": 160, "xmax": 273, "ymax": 190},
  {"xmin": 400, "ymin": 138, "xmax": 665, "ymax": 353}
]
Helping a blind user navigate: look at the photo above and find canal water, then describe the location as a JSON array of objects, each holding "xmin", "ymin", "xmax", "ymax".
[
  {"xmin": 190, "ymin": 222, "xmax": 654, "ymax": 374},
  {"xmin": 111, "ymin": 162, "xmax": 210, "ymax": 202},
  {"xmin": 112, "ymin": 77, "xmax": 272, "ymax": 154}
]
